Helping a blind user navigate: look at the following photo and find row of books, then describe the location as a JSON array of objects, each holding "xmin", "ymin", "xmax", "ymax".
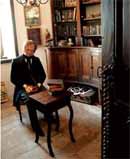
[
  {"xmin": 54, "ymin": 0, "xmax": 64, "ymax": 8},
  {"xmin": 57, "ymin": 23, "xmax": 77, "ymax": 37},
  {"xmin": 47, "ymin": 79, "xmax": 64, "ymax": 95},
  {"xmin": 82, "ymin": 24, "xmax": 101, "ymax": 36},
  {"xmin": 55, "ymin": 8, "xmax": 76, "ymax": 22}
]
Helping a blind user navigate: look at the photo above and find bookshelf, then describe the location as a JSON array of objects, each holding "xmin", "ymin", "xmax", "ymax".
[
  {"xmin": 80, "ymin": 0, "xmax": 102, "ymax": 47},
  {"xmin": 51, "ymin": 0, "xmax": 102, "ymax": 47},
  {"xmin": 52, "ymin": 0, "xmax": 78, "ymax": 46}
]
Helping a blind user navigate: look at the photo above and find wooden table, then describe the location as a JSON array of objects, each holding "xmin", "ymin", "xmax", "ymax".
[{"xmin": 29, "ymin": 90, "xmax": 75, "ymax": 157}]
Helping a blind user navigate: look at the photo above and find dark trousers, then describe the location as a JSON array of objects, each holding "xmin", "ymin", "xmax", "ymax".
[
  {"xmin": 15, "ymin": 89, "xmax": 44, "ymax": 136},
  {"xmin": 26, "ymin": 100, "xmax": 44, "ymax": 136}
]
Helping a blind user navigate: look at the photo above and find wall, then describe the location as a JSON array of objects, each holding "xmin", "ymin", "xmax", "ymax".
[
  {"xmin": 13, "ymin": 0, "xmax": 53, "ymax": 52},
  {"xmin": 1, "ymin": 0, "xmax": 53, "ymax": 101}
]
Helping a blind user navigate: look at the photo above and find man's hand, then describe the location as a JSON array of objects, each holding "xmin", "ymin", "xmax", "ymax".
[{"xmin": 23, "ymin": 84, "xmax": 38, "ymax": 93}]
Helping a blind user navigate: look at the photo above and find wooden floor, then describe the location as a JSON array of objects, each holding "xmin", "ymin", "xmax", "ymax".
[{"xmin": 1, "ymin": 100, "xmax": 101, "ymax": 159}]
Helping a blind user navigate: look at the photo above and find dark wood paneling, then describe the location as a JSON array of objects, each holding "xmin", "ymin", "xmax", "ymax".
[
  {"xmin": 66, "ymin": 49, "xmax": 78, "ymax": 80},
  {"xmin": 46, "ymin": 47, "xmax": 101, "ymax": 88},
  {"xmin": 102, "ymin": 1, "xmax": 130, "ymax": 158},
  {"xmin": 114, "ymin": 0, "xmax": 129, "ymax": 103},
  {"xmin": 46, "ymin": 49, "xmax": 57, "ymax": 78},
  {"xmin": 78, "ymin": 49, "xmax": 91, "ymax": 81},
  {"xmin": 55, "ymin": 51, "xmax": 67, "ymax": 78}
]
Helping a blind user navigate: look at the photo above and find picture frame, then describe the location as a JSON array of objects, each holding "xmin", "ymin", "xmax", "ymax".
[
  {"xmin": 27, "ymin": 28, "xmax": 41, "ymax": 45},
  {"xmin": 24, "ymin": 6, "xmax": 40, "ymax": 26}
]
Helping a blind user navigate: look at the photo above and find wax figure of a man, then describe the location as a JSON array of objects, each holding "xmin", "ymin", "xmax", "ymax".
[{"xmin": 11, "ymin": 40, "xmax": 46, "ymax": 136}]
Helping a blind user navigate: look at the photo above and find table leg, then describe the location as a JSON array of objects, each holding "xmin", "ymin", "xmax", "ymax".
[
  {"xmin": 47, "ymin": 114, "xmax": 55, "ymax": 157},
  {"xmin": 67, "ymin": 103, "xmax": 76, "ymax": 143},
  {"xmin": 55, "ymin": 111, "xmax": 60, "ymax": 131}
]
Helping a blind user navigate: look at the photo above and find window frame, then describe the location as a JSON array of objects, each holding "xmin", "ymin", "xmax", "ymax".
[{"xmin": 0, "ymin": 0, "xmax": 18, "ymax": 64}]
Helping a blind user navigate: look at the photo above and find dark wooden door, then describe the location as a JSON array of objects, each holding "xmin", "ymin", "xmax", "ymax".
[
  {"xmin": 102, "ymin": 0, "xmax": 130, "ymax": 158},
  {"xmin": 102, "ymin": 0, "xmax": 115, "ymax": 65}
]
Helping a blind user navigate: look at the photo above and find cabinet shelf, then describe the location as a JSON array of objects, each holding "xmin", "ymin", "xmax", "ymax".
[
  {"xmin": 84, "ymin": 35, "xmax": 101, "ymax": 37},
  {"xmin": 83, "ymin": 17, "xmax": 101, "ymax": 21},
  {"xmin": 55, "ymin": 21, "xmax": 77, "ymax": 23}
]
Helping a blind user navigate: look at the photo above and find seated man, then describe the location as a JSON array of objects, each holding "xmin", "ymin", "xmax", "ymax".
[{"xmin": 11, "ymin": 40, "xmax": 46, "ymax": 136}]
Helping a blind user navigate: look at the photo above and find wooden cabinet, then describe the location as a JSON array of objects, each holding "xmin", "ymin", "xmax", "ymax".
[
  {"xmin": 51, "ymin": 0, "xmax": 102, "ymax": 47},
  {"xmin": 66, "ymin": 49, "xmax": 78, "ymax": 80},
  {"xmin": 45, "ymin": 49, "xmax": 57, "ymax": 79},
  {"xmin": 78, "ymin": 49, "xmax": 91, "ymax": 81},
  {"xmin": 45, "ymin": 47, "xmax": 101, "ymax": 88},
  {"xmin": 91, "ymin": 49, "xmax": 102, "ymax": 86},
  {"xmin": 54, "ymin": 50, "xmax": 67, "ymax": 78}
]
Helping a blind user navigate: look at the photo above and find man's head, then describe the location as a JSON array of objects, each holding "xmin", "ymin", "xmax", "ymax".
[{"xmin": 23, "ymin": 40, "xmax": 37, "ymax": 57}]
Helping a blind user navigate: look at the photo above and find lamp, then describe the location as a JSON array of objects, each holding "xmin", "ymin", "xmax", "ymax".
[{"xmin": 16, "ymin": 0, "xmax": 49, "ymax": 6}]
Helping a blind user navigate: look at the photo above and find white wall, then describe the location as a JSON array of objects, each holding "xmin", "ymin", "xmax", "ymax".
[
  {"xmin": 13, "ymin": 0, "xmax": 53, "ymax": 52},
  {"xmin": 1, "ymin": 0, "xmax": 53, "ymax": 101}
]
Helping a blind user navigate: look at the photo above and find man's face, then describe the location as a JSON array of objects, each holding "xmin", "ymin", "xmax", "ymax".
[{"xmin": 24, "ymin": 44, "xmax": 35, "ymax": 56}]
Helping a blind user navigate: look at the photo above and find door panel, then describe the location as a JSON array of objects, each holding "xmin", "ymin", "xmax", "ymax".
[
  {"xmin": 66, "ymin": 49, "xmax": 78, "ymax": 80},
  {"xmin": 55, "ymin": 51, "xmax": 67, "ymax": 79},
  {"xmin": 79, "ymin": 49, "xmax": 91, "ymax": 81}
]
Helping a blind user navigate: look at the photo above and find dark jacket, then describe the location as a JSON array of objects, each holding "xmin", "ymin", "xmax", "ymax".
[{"xmin": 11, "ymin": 54, "xmax": 46, "ymax": 106}]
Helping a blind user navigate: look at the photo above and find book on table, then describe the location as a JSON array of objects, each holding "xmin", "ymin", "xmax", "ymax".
[{"xmin": 47, "ymin": 79, "xmax": 64, "ymax": 95}]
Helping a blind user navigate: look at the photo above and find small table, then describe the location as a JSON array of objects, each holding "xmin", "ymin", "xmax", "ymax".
[{"xmin": 29, "ymin": 90, "xmax": 75, "ymax": 157}]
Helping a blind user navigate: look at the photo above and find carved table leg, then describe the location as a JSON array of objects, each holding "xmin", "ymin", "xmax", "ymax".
[
  {"xmin": 68, "ymin": 103, "xmax": 76, "ymax": 143},
  {"xmin": 47, "ymin": 114, "xmax": 55, "ymax": 157}
]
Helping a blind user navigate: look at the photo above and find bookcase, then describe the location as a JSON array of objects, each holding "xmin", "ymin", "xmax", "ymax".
[
  {"xmin": 81, "ymin": 0, "xmax": 101, "ymax": 47},
  {"xmin": 51, "ymin": 0, "xmax": 102, "ymax": 47},
  {"xmin": 52, "ymin": 0, "xmax": 78, "ymax": 46}
]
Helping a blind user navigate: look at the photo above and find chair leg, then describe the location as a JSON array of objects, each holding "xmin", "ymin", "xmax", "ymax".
[{"xmin": 17, "ymin": 105, "xmax": 22, "ymax": 122}]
